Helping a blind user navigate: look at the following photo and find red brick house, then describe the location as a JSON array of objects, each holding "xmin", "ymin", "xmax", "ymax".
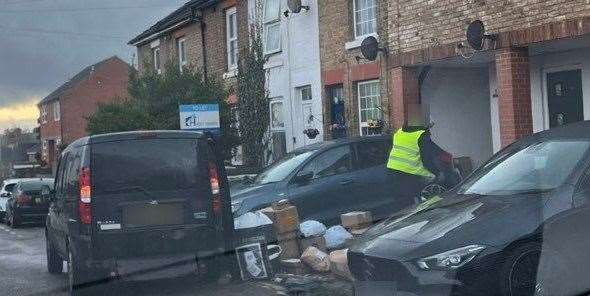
[
  {"xmin": 37, "ymin": 56, "xmax": 130, "ymax": 167},
  {"xmin": 319, "ymin": 0, "xmax": 590, "ymax": 168}
]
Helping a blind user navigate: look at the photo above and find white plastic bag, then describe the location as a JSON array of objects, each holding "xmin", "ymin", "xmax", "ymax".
[
  {"xmin": 234, "ymin": 211, "xmax": 273, "ymax": 230},
  {"xmin": 324, "ymin": 225, "xmax": 353, "ymax": 249},
  {"xmin": 299, "ymin": 220, "xmax": 327, "ymax": 238}
]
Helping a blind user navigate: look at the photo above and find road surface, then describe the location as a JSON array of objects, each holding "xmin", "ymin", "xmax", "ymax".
[{"xmin": 0, "ymin": 222, "xmax": 285, "ymax": 296}]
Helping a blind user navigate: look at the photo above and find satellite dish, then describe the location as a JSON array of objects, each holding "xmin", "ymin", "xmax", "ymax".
[
  {"xmin": 360, "ymin": 36, "xmax": 380, "ymax": 61},
  {"xmin": 466, "ymin": 20, "xmax": 496, "ymax": 51},
  {"xmin": 285, "ymin": 0, "xmax": 309, "ymax": 16}
]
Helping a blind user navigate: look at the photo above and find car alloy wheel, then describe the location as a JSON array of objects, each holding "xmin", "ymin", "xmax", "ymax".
[{"xmin": 508, "ymin": 249, "xmax": 541, "ymax": 296}]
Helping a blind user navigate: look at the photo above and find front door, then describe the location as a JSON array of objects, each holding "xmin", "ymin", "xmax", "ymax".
[{"xmin": 547, "ymin": 70, "xmax": 584, "ymax": 128}]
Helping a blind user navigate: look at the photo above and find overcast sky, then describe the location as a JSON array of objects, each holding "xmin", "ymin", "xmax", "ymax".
[{"xmin": 0, "ymin": 0, "xmax": 186, "ymax": 131}]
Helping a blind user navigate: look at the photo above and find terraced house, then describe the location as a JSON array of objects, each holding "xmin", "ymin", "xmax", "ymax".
[{"xmin": 319, "ymin": 0, "xmax": 590, "ymax": 169}]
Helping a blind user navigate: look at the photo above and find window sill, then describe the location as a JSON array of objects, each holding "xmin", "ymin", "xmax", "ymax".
[
  {"xmin": 264, "ymin": 59, "xmax": 283, "ymax": 70},
  {"xmin": 223, "ymin": 68, "xmax": 238, "ymax": 79},
  {"xmin": 345, "ymin": 33, "xmax": 379, "ymax": 50}
]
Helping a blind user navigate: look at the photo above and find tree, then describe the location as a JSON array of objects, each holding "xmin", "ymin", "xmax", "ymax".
[
  {"xmin": 236, "ymin": 9, "xmax": 270, "ymax": 170},
  {"xmin": 87, "ymin": 64, "xmax": 239, "ymax": 160}
]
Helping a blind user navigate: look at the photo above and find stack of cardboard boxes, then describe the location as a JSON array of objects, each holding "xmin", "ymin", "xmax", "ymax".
[{"xmin": 269, "ymin": 200, "xmax": 301, "ymax": 259}]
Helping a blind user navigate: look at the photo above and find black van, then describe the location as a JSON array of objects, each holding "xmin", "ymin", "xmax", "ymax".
[{"xmin": 44, "ymin": 131, "xmax": 234, "ymax": 295}]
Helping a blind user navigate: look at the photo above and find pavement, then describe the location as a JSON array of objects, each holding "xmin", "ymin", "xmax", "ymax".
[{"xmin": 0, "ymin": 221, "xmax": 353, "ymax": 296}]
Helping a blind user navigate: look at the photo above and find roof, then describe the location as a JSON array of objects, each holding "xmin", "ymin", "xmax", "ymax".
[
  {"xmin": 128, "ymin": 0, "xmax": 211, "ymax": 46},
  {"xmin": 290, "ymin": 135, "xmax": 390, "ymax": 154},
  {"xmin": 530, "ymin": 120, "xmax": 590, "ymax": 140},
  {"xmin": 68, "ymin": 130, "xmax": 208, "ymax": 148},
  {"xmin": 39, "ymin": 56, "xmax": 126, "ymax": 106}
]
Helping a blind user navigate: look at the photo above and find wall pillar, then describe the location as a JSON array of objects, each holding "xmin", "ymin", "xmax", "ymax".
[
  {"xmin": 390, "ymin": 67, "xmax": 420, "ymax": 129},
  {"xmin": 495, "ymin": 47, "xmax": 533, "ymax": 147}
]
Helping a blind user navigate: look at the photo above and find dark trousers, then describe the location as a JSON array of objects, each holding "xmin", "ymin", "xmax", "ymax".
[{"xmin": 388, "ymin": 170, "xmax": 427, "ymax": 206}]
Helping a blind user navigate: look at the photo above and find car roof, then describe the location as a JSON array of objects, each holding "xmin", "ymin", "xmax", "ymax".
[
  {"xmin": 3, "ymin": 178, "xmax": 38, "ymax": 184},
  {"xmin": 290, "ymin": 135, "xmax": 390, "ymax": 154},
  {"xmin": 68, "ymin": 130, "xmax": 209, "ymax": 148},
  {"xmin": 532, "ymin": 121, "xmax": 590, "ymax": 140}
]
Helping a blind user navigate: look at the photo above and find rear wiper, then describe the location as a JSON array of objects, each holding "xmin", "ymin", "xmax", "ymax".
[{"xmin": 103, "ymin": 186, "xmax": 157, "ymax": 199}]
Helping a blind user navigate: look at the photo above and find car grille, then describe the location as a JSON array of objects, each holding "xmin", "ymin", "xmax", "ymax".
[{"xmin": 348, "ymin": 252, "xmax": 415, "ymax": 286}]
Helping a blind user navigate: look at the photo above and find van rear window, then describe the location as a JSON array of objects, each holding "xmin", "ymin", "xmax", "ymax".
[{"xmin": 92, "ymin": 139, "xmax": 201, "ymax": 194}]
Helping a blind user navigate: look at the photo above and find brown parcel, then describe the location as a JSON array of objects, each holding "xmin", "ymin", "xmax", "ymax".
[
  {"xmin": 329, "ymin": 249, "xmax": 354, "ymax": 281},
  {"xmin": 341, "ymin": 211, "xmax": 373, "ymax": 230},
  {"xmin": 273, "ymin": 205, "xmax": 300, "ymax": 234},
  {"xmin": 277, "ymin": 231, "xmax": 300, "ymax": 259},
  {"xmin": 300, "ymin": 235, "xmax": 327, "ymax": 253},
  {"xmin": 301, "ymin": 246, "xmax": 330, "ymax": 272}
]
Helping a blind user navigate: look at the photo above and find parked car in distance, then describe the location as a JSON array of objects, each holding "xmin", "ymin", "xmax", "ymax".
[
  {"xmin": 4, "ymin": 178, "xmax": 54, "ymax": 227},
  {"xmin": 0, "ymin": 178, "xmax": 25, "ymax": 221},
  {"xmin": 349, "ymin": 121, "xmax": 590, "ymax": 296},
  {"xmin": 44, "ymin": 131, "xmax": 233, "ymax": 296},
  {"xmin": 232, "ymin": 135, "xmax": 459, "ymax": 225}
]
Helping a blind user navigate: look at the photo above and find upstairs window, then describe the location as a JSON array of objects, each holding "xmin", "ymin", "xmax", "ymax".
[
  {"xmin": 153, "ymin": 47, "xmax": 161, "ymax": 74},
  {"xmin": 53, "ymin": 101, "xmax": 60, "ymax": 121},
  {"xmin": 353, "ymin": 0, "xmax": 377, "ymax": 39},
  {"xmin": 177, "ymin": 38, "xmax": 187, "ymax": 72},
  {"xmin": 40, "ymin": 105, "xmax": 47, "ymax": 124},
  {"xmin": 263, "ymin": 0, "xmax": 281, "ymax": 54},
  {"xmin": 226, "ymin": 7, "xmax": 238, "ymax": 70}
]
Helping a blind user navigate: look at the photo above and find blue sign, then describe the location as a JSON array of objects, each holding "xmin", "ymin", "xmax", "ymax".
[{"xmin": 179, "ymin": 104, "xmax": 220, "ymax": 133}]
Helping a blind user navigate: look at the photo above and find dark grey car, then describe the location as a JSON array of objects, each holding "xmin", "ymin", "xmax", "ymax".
[{"xmin": 232, "ymin": 136, "xmax": 414, "ymax": 225}]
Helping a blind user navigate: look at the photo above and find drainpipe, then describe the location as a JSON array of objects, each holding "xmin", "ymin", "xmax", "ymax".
[{"xmin": 191, "ymin": 7, "xmax": 208, "ymax": 80}]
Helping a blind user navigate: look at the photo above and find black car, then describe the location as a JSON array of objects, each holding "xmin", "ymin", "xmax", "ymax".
[
  {"xmin": 5, "ymin": 178, "xmax": 54, "ymax": 227},
  {"xmin": 349, "ymin": 121, "xmax": 590, "ymax": 296},
  {"xmin": 232, "ymin": 136, "xmax": 404, "ymax": 224},
  {"xmin": 44, "ymin": 131, "xmax": 234, "ymax": 296}
]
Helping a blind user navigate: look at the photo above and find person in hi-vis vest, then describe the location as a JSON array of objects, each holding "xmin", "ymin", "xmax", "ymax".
[{"xmin": 387, "ymin": 104, "xmax": 445, "ymax": 205}]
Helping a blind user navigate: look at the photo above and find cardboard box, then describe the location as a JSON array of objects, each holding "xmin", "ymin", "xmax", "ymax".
[
  {"xmin": 273, "ymin": 204, "xmax": 300, "ymax": 234},
  {"xmin": 277, "ymin": 231, "xmax": 300, "ymax": 259},
  {"xmin": 300, "ymin": 235, "xmax": 327, "ymax": 253},
  {"xmin": 301, "ymin": 246, "xmax": 330, "ymax": 272},
  {"xmin": 329, "ymin": 249, "xmax": 354, "ymax": 281},
  {"xmin": 260, "ymin": 207, "xmax": 277, "ymax": 224},
  {"xmin": 341, "ymin": 211, "xmax": 373, "ymax": 230}
]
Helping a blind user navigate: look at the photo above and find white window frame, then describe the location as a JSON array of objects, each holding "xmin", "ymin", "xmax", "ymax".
[
  {"xmin": 357, "ymin": 80, "xmax": 381, "ymax": 135},
  {"xmin": 226, "ymin": 7, "xmax": 238, "ymax": 71},
  {"xmin": 41, "ymin": 105, "xmax": 47, "ymax": 124},
  {"xmin": 352, "ymin": 0, "xmax": 377, "ymax": 40},
  {"xmin": 263, "ymin": 0, "xmax": 281, "ymax": 55},
  {"xmin": 53, "ymin": 101, "xmax": 60, "ymax": 122},
  {"xmin": 153, "ymin": 47, "xmax": 161, "ymax": 74},
  {"xmin": 177, "ymin": 37, "xmax": 187, "ymax": 72}
]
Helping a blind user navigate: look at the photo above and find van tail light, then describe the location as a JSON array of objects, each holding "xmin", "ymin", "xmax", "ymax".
[
  {"xmin": 208, "ymin": 162, "xmax": 222, "ymax": 215},
  {"xmin": 16, "ymin": 194, "xmax": 31, "ymax": 206},
  {"xmin": 78, "ymin": 167, "xmax": 92, "ymax": 225}
]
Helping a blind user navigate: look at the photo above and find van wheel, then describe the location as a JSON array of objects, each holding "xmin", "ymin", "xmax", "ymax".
[
  {"xmin": 198, "ymin": 256, "xmax": 222, "ymax": 283},
  {"xmin": 500, "ymin": 242, "xmax": 542, "ymax": 296},
  {"xmin": 66, "ymin": 246, "xmax": 91, "ymax": 296},
  {"xmin": 46, "ymin": 238, "xmax": 62, "ymax": 274}
]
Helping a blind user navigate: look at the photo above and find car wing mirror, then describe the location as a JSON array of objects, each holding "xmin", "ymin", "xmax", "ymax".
[{"xmin": 293, "ymin": 172, "xmax": 313, "ymax": 184}]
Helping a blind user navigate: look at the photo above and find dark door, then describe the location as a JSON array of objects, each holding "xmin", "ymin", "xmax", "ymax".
[
  {"xmin": 287, "ymin": 145, "xmax": 355, "ymax": 224},
  {"xmin": 328, "ymin": 85, "xmax": 347, "ymax": 139},
  {"xmin": 547, "ymin": 70, "xmax": 584, "ymax": 128}
]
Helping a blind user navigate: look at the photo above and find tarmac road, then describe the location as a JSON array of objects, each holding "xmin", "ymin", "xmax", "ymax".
[{"xmin": 0, "ymin": 222, "xmax": 284, "ymax": 296}]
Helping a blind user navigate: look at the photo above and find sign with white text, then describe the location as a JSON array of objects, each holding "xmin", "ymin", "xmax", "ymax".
[{"xmin": 179, "ymin": 104, "xmax": 220, "ymax": 133}]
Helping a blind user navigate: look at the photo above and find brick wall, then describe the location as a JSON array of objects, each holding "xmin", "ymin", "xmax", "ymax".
[
  {"xmin": 60, "ymin": 57, "xmax": 129, "ymax": 144},
  {"xmin": 387, "ymin": 0, "xmax": 590, "ymax": 54},
  {"xmin": 318, "ymin": 0, "xmax": 390, "ymax": 137}
]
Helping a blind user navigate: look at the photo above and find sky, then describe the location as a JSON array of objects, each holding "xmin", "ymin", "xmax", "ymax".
[{"xmin": 0, "ymin": 0, "xmax": 187, "ymax": 131}]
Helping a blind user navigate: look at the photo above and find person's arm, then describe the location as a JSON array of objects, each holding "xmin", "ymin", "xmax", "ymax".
[{"xmin": 418, "ymin": 131, "xmax": 442, "ymax": 175}]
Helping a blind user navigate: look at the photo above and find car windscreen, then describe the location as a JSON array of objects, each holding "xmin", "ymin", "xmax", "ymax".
[
  {"xmin": 4, "ymin": 183, "xmax": 17, "ymax": 193},
  {"xmin": 92, "ymin": 139, "xmax": 200, "ymax": 194},
  {"xmin": 20, "ymin": 180, "xmax": 54, "ymax": 192},
  {"xmin": 254, "ymin": 150, "xmax": 316, "ymax": 185},
  {"xmin": 459, "ymin": 140, "xmax": 590, "ymax": 195}
]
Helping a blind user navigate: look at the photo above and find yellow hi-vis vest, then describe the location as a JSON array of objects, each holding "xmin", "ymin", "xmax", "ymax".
[{"xmin": 387, "ymin": 129, "xmax": 435, "ymax": 178}]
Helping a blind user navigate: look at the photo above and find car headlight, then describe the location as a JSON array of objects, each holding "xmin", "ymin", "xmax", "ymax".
[
  {"xmin": 416, "ymin": 245, "xmax": 485, "ymax": 270},
  {"xmin": 231, "ymin": 201, "xmax": 242, "ymax": 213}
]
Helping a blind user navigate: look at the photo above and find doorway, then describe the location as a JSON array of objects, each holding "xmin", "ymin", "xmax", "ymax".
[{"xmin": 546, "ymin": 70, "xmax": 584, "ymax": 128}]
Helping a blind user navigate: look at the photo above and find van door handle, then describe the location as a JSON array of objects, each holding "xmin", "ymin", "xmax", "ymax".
[{"xmin": 339, "ymin": 179, "xmax": 354, "ymax": 186}]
